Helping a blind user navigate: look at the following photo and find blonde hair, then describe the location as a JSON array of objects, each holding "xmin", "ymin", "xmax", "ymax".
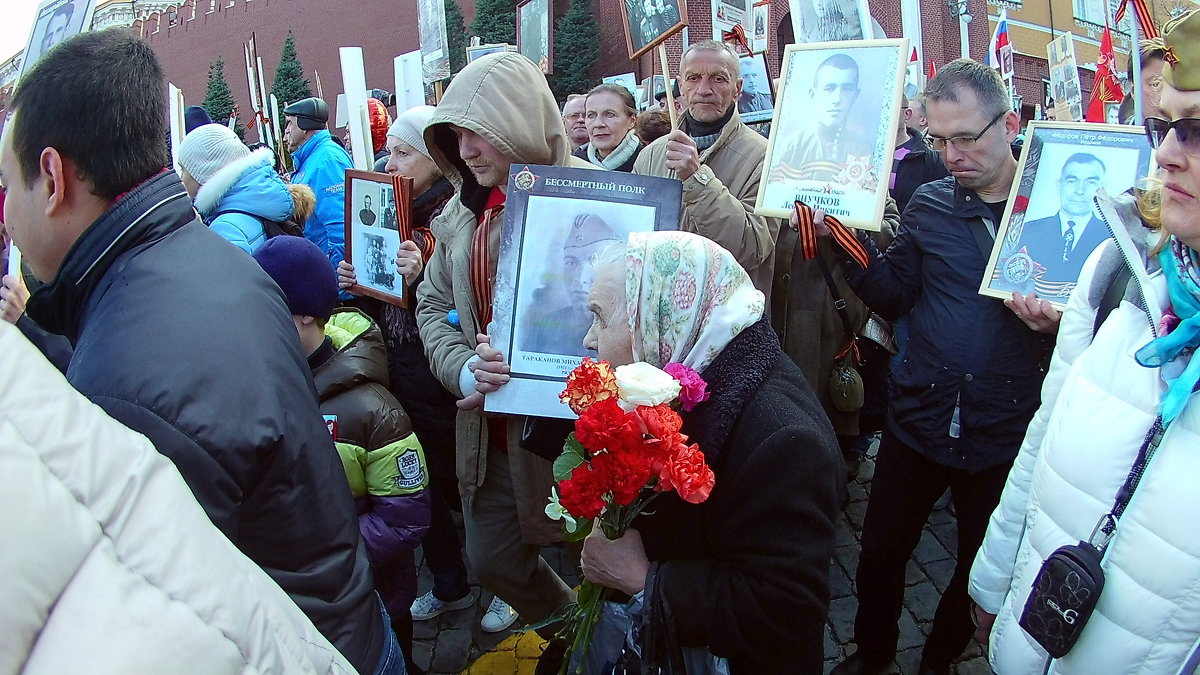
[{"xmin": 1136, "ymin": 177, "xmax": 1172, "ymax": 255}]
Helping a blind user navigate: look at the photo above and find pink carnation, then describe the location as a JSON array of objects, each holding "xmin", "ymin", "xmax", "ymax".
[{"xmin": 663, "ymin": 362, "xmax": 710, "ymax": 412}]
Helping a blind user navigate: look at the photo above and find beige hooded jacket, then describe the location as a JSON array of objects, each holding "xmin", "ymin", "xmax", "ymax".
[{"xmin": 416, "ymin": 52, "xmax": 593, "ymax": 545}]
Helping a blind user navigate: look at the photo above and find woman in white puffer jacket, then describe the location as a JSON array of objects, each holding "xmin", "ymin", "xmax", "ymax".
[
  {"xmin": 0, "ymin": 320, "xmax": 355, "ymax": 675},
  {"xmin": 968, "ymin": 13, "xmax": 1200, "ymax": 673}
]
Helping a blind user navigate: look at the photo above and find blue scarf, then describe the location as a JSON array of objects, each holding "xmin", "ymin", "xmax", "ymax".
[{"xmin": 1135, "ymin": 237, "xmax": 1200, "ymax": 425}]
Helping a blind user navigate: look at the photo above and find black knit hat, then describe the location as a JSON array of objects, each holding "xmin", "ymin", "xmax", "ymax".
[{"xmin": 251, "ymin": 236, "xmax": 338, "ymax": 320}]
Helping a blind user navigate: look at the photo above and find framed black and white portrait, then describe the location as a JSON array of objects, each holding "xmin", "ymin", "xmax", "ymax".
[
  {"xmin": 737, "ymin": 53, "xmax": 775, "ymax": 123},
  {"xmin": 787, "ymin": 0, "xmax": 870, "ymax": 44},
  {"xmin": 620, "ymin": 0, "xmax": 688, "ymax": 59},
  {"xmin": 517, "ymin": 0, "xmax": 553, "ymax": 74},
  {"xmin": 344, "ymin": 170, "xmax": 413, "ymax": 307},
  {"xmin": 486, "ymin": 166, "xmax": 682, "ymax": 419},
  {"xmin": 979, "ymin": 122, "xmax": 1153, "ymax": 309},
  {"xmin": 19, "ymin": 0, "xmax": 97, "ymax": 79},
  {"xmin": 755, "ymin": 39, "xmax": 908, "ymax": 231},
  {"xmin": 466, "ymin": 43, "xmax": 510, "ymax": 63}
]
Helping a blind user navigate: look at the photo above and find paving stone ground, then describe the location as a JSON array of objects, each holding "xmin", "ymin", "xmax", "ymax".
[{"xmin": 411, "ymin": 438, "xmax": 991, "ymax": 675}]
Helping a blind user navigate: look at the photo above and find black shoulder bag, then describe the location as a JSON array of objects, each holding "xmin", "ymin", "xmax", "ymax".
[{"xmin": 1019, "ymin": 416, "xmax": 1166, "ymax": 657}]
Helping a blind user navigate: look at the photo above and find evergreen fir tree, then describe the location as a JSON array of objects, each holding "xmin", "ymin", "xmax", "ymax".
[
  {"xmin": 445, "ymin": 0, "xmax": 469, "ymax": 73},
  {"xmin": 202, "ymin": 56, "xmax": 245, "ymax": 138},
  {"xmin": 551, "ymin": 0, "xmax": 600, "ymax": 100},
  {"xmin": 271, "ymin": 30, "xmax": 312, "ymax": 107},
  {"xmin": 470, "ymin": 0, "xmax": 517, "ymax": 44}
]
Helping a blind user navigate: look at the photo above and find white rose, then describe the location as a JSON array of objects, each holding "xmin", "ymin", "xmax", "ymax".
[{"xmin": 614, "ymin": 362, "xmax": 681, "ymax": 411}]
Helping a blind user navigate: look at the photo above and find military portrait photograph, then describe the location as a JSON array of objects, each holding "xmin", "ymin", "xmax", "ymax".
[
  {"xmin": 486, "ymin": 166, "xmax": 681, "ymax": 419},
  {"xmin": 343, "ymin": 170, "xmax": 411, "ymax": 306},
  {"xmin": 980, "ymin": 122, "xmax": 1152, "ymax": 308},
  {"xmin": 756, "ymin": 39, "xmax": 908, "ymax": 231},
  {"xmin": 787, "ymin": 0, "xmax": 870, "ymax": 44},
  {"xmin": 20, "ymin": 0, "xmax": 96, "ymax": 78},
  {"xmin": 738, "ymin": 52, "xmax": 775, "ymax": 124},
  {"xmin": 619, "ymin": 0, "xmax": 687, "ymax": 59}
]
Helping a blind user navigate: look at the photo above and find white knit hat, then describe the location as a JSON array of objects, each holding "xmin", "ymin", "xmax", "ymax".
[
  {"xmin": 386, "ymin": 105, "xmax": 437, "ymax": 161},
  {"xmin": 178, "ymin": 124, "xmax": 251, "ymax": 185}
]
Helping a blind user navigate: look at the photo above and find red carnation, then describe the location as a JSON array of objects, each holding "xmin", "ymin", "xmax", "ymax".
[
  {"xmin": 659, "ymin": 443, "xmax": 715, "ymax": 504},
  {"xmin": 575, "ymin": 398, "xmax": 642, "ymax": 455},
  {"xmin": 558, "ymin": 464, "xmax": 607, "ymax": 519}
]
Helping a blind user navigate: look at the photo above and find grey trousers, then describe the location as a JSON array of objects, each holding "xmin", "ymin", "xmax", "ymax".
[{"xmin": 463, "ymin": 447, "xmax": 576, "ymax": 628}]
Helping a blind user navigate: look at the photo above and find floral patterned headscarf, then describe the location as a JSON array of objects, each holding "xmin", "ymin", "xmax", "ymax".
[{"xmin": 624, "ymin": 231, "xmax": 764, "ymax": 372}]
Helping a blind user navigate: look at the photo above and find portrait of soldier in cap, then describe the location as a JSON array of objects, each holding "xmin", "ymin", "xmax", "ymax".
[{"xmin": 518, "ymin": 212, "xmax": 623, "ymax": 356}]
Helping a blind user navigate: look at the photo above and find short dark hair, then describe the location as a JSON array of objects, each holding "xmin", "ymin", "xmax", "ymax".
[
  {"xmin": 11, "ymin": 28, "xmax": 168, "ymax": 200},
  {"xmin": 925, "ymin": 58, "xmax": 1010, "ymax": 119},
  {"xmin": 813, "ymin": 53, "xmax": 859, "ymax": 87},
  {"xmin": 1061, "ymin": 152, "xmax": 1106, "ymax": 176},
  {"xmin": 49, "ymin": 1, "xmax": 75, "ymax": 23}
]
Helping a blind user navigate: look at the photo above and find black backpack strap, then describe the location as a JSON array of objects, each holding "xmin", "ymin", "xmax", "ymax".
[
  {"xmin": 1093, "ymin": 262, "xmax": 1132, "ymax": 338},
  {"xmin": 209, "ymin": 208, "xmax": 302, "ymax": 238}
]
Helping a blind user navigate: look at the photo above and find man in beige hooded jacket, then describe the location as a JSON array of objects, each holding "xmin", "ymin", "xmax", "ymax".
[{"xmin": 416, "ymin": 52, "xmax": 592, "ymax": 634}]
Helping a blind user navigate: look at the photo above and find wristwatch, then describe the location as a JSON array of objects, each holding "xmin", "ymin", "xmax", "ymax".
[{"xmin": 691, "ymin": 165, "xmax": 714, "ymax": 186}]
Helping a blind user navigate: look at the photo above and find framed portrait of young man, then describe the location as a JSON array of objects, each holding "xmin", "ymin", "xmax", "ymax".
[
  {"xmin": 19, "ymin": 0, "xmax": 97, "ymax": 79},
  {"xmin": 755, "ymin": 39, "xmax": 908, "ymax": 231},
  {"xmin": 737, "ymin": 53, "xmax": 775, "ymax": 123},
  {"xmin": 620, "ymin": 0, "xmax": 688, "ymax": 60},
  {"xmin": 787, "ymin": 0, "xmax": 870, "ymax": 44},
  {"xmin": 979, "ymin": 122, "xmax": 1152, "ymax": 309},
  {"xmin": 343, "ymin": 170, "xmax": 414, "ymax": 307},
  {"xmin": 517, "ymin": 0, "xmax": 553, "ymax": 74},
  {"xmin": 485, "ymin": 166, "xmax": 682, "ymax": 419}
]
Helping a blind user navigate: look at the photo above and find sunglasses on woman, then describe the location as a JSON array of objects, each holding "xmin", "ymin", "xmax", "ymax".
[{"xmin": 1144, "ymin": 116, "xmax": 1200, "ymax": 155}]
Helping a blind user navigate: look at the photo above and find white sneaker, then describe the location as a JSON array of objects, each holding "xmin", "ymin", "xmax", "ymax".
[
  {"xmin": 410, "ymin": 590, "xmax": 473, "ymax": 621},
  {"xmin": 480, "ymin": 595, "xmax": 519, "ymax": 633}
]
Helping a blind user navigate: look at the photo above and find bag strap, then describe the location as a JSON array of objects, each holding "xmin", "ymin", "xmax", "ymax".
[
  {"xmin": 1090, "ymin": 416, "xmax": 1165, "ymax": 552},
  {"xmin": 794, "ymin": 201, "xmax": 866, "ymax": 362}
]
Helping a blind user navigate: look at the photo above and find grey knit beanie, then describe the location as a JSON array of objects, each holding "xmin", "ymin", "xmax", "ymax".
[{"xmin": 386, "ymin": 105, "xmax": 437, "ymax": 161}]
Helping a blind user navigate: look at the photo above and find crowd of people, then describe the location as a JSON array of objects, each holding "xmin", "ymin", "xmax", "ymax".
[{"xmin": 1, "ymin": 10, "xmax": 1199, "ymax": 675}]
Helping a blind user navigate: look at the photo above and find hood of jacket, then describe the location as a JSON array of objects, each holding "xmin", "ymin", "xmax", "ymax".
[
  {"xmin": 424, "ymin": 52, "xmax": 574, "ymax": 216},
  {"xmin": 313, "ymin": 308, "xmax": 390, "ymax": 402},
  {"xmin": 194, "ymin": 148, "xmax": 294, "ymax": 223}
]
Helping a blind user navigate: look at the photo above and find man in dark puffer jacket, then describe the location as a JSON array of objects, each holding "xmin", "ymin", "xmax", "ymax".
[{"xmin": 3, "ymin": 30, "xmax": 396, "ymax": 674}]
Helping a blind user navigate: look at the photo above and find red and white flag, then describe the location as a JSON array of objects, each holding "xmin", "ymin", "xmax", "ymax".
[{"xmin": 987, "ymin": 9, "xmax": 1014, "ymax": 80}]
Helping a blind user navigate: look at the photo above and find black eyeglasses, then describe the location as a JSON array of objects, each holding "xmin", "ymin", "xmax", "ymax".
[
  {"xmin": 1144, "ymin": 116, "xmax": 1200, "ymax": 155},
  {"xmin": 928, "ymin": 110, "xmax": 1007, "ymax": 151}
]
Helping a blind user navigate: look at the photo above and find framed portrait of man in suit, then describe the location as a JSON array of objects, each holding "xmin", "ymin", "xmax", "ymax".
[{"xmin": 979, "ymin": 122, "xmax": 1153, "ymax": 309}]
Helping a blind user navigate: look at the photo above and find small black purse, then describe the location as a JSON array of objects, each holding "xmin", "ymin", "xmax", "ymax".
[{"xmin": 1018, "ymin": 418, "xmax": 1165, "ymax": 658}]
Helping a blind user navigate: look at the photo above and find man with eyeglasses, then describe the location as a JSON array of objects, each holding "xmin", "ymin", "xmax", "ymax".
[
  {"xmin": 1016, "ymin": 153, "xmax": 1110, "ymax": 295},
  {"xmin": 821, "ymin": 59, "xmax": 1058, "ymax": 675},
  {"xmin": 562, "ymin": 94, "xmax": 590, "ymax": 151}
]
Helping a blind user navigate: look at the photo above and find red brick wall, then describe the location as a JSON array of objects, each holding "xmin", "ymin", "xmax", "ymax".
[{"xmin": 137, "ymin": 0, "xmax": 423, "ymax": 128}]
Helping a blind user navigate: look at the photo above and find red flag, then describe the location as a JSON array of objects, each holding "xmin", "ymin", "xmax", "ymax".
[
  {"xmin": 1086, "ymin": 24, "xmax": 1122, "ymax": 122},
  {"xmin": 928, "ymin": 59, "xmax": 937, "ymax": 79},
  {"xmin": 910, "ymin": 46, "xmax": 918, "ymax": 63},
  {"xmin": 1114, "ymin": 0, "xmax": 1159, "ymax": 39}
]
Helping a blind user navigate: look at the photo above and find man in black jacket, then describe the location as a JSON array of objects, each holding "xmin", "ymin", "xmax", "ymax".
[
  {"xmin": 891, "ymin": 93, "xmax": 950, "ymax": 213},
  {"xmin": 0, "ymin": 29, "xmax": 402, "ymax": 675},
  {"xmin": 821, "ymin": 60, "xmax": 1059, "ymax": 675}
]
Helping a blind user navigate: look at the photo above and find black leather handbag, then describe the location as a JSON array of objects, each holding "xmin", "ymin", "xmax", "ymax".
[{"xmin": 1018, "ymin": 417, "xmax": 1165, "ymax": 658}]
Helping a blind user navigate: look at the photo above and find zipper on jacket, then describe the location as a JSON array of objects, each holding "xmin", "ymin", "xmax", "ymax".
[{"xmin": 1096, "ymin": 201, "xmax": 1158, "ymax": 339}]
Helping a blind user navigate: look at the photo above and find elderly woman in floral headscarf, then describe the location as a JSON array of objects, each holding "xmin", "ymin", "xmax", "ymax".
[{"xmin": 578, "ymin": 230, "xmax": 842, "ymax": 673}]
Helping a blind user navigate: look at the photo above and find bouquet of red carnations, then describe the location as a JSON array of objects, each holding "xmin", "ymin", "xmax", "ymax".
[{"xmin": 543, "ymin": 358, "xmax": 715, "ymax": 673}]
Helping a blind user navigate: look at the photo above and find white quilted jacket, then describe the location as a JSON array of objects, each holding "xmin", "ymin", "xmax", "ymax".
[
  {"xmin": 969, "ymin": 194, "xmax": 1200, "ymax": 675},
  {"xmin": 0, "ymin": 322, "xmax": 357, "ymax": 675}
]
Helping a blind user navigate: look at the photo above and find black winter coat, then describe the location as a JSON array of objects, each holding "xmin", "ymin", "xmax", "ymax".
[
  {"xmin": 891, "ymin": 128, "xmax": 949, "ymax": 213},
  {"xmin": 839, "ymin": 177, "xmax": 1052, "ymax": 472},
  {"xmin": 634, "ymin": 320, "xmax": 842, "ymax": 674},
  {"xmin": 25, "ymin": 171, "xmax": 384, "ymax": 674}
]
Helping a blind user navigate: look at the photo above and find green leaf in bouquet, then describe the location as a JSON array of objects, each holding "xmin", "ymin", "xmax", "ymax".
[
  {"xmin": 563, "ymin": 516, "xmax": 593, "ymax": 541},
  {"xmin": 554, "ymin": 435, "xmax": 587, "ymax": 481},
  {"xmin": 520, "ymin": 600, "xmax": 581, "ymax": 633}
]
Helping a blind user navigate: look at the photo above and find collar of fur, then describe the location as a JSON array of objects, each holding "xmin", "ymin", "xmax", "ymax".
[{"xmin": 193, "ymin": 147, "xmax": 276, "ymax": 217}]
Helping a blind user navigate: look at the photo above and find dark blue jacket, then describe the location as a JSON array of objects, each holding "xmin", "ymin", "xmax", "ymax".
[
  {"xmin": 24, "ymin": 171, "xmax": 384, "ymax": 673},
  {"xmin": 841, "ymin": 177, "xmax": 1052, "ymax": 472}
]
